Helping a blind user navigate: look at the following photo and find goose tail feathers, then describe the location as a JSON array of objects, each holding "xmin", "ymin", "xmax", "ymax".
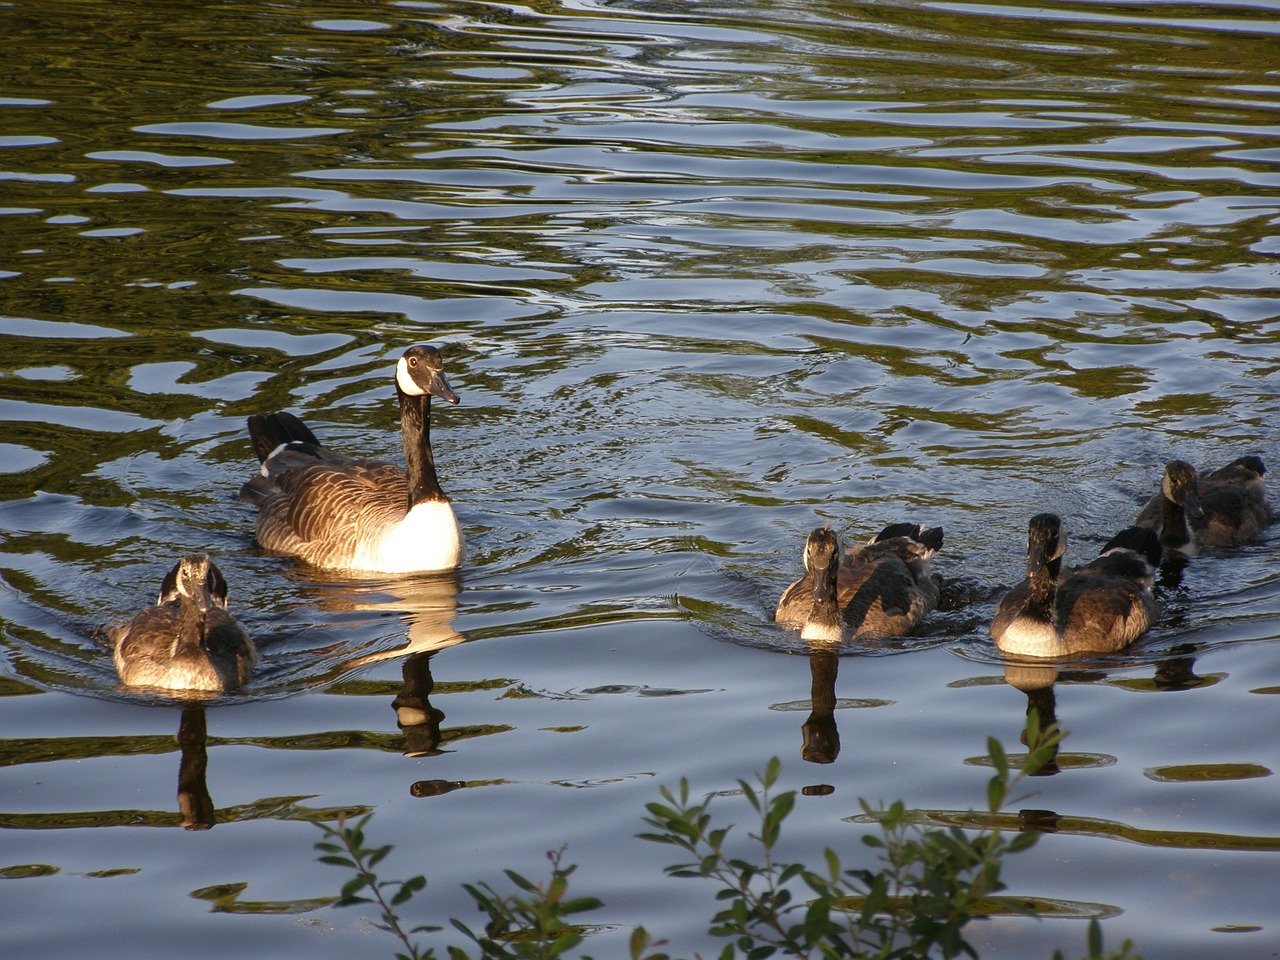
[{"xmin": 246, "ymin": 412, "xmax": 321, "ymax": 464}]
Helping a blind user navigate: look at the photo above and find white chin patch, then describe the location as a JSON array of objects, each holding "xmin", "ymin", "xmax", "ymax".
[{"xmin": 396, "ymin": 357, "xmax": 427, "ymax": 396}]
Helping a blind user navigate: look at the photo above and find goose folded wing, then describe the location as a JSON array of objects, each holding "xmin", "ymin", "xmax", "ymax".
[
  {"xmin": 840, "ymin": 556, "xmax": 921, "ymax": 630},
  {"xmin": 281, "ymin": 462, "xmax": 409, "ymax": 544}
]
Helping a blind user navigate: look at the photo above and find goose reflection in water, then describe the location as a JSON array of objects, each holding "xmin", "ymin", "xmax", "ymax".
[
  {"xmin": 802, "ymin": 651, "xmax": 841, "ymax": 766},
  {"xmin": 287, "ymin": 571, "xmax": 470, "ymax": 763},
  {"xmin": 793, "ymin": 648, "xmax": 900, "ymax": 789},
  {"xmin": 1003, "ymin": 663, "xmax": 1063, "ymax": 778},
  {"xmin": 175, "ymin": 706, "xmax": 216, "ymax": 830},
  {"xmin": 1003, "ymin": 645, "xmax": 1216, "ymax": 779}
]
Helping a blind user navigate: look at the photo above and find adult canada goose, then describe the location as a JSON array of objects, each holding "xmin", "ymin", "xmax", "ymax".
[
  {"xmin": 240, "ymin": 344, "xmax": 464, "ymax": 575},
  {"xmin": 112, "ymin": 554, "xmax": 257, "ymax": 693},
  {"xmin": 1135, "ymin": 456, "xmax": 1271, "ymax": 554},
  {"xmin": 776, "ymin": 522, "xmax": 944, "ymax": 642},
  {"xmin": 992, "ymin": 515, "xmax": 1161, "ymax": 658}
]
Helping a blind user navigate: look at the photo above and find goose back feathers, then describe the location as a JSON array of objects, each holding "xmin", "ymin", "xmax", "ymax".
[
  {"xmin": 776, "ymin": 522, "xmax": 944, "ymax": 641},
  {"xmin": 112, "ymin": 554, "xmax": 257, "ymax": 693},
  {"xmin": 240, "ymin": 345, "xmax": 464, "ymax": 575},
  {"xmin": 1054, "ymin": 526, "xmax": 1161, "ymax": 653}
]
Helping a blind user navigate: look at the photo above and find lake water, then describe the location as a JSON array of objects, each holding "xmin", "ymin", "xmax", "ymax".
[{"xmin": 3, "ymin": 1, "xmax": 1279, "ymax": 957}]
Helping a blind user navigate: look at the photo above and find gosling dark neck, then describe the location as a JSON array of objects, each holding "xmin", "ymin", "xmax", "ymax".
[
  {"xmin": 170, "ymin": 604, "xmax": 208, "ymax": 661},
  {"xmin": 1158, "ymin": 493, "xmax": 1193, "ymax": 552},
  {"xmin": 1024, "ymin": 556, "xmax": 1061, "ymax": 620},
  {"xmin": 805, "ymin": 557, "xmax": 843, "ymax": 631},
  {"xmin": 399, "ymin": 388, "xmax": 446, "ymax": 506}
]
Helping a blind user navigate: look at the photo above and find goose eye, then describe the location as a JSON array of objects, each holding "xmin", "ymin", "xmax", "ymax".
[{"xmin": 408, "ymin": 356, "xmax": 418, "ymax": 367}]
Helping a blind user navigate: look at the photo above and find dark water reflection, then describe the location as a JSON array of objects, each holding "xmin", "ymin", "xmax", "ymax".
[{"xmin": 3, "ymin": 0, "xmax": 1280, "ymax": 957}]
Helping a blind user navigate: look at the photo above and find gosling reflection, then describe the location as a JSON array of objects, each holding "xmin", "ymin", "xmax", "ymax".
[
  {"xmin": 1003, "ymin": 663, "xmax": 1061, "ymax": 777},
  {"xmin": 175, "ymin": 706, "xmax": 216, "ymax": 830},
  {"xmin": 802, "ymin": 652, "xmax": 841, "ymax": 765}
]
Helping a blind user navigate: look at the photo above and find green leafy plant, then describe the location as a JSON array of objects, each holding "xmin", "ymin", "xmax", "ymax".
[
  {"xmin": 639, "ymin": 715, "xmax": 1060, "ymax": 959},
  {"xmin": 451, "ymin": 846, "xmax": 607, "ymax": 959},
  {"xmin": 316, "ymin": 715, "xmax": 1139, "ymax": 960},
  {"xmin": 315, "ymin": 813, "xmax": 437, "ymax": 960}
]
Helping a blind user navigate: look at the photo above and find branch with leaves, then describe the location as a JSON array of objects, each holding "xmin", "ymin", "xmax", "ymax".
[{"xmin": 315, "ymin": 715, "xmax": 1139, "ymax": 960}]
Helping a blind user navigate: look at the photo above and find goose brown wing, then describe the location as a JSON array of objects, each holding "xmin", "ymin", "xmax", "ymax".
[
  {"xmin": 1204, "ymin": 456, "xmax": 1265, "ymax": 485},
  {"xmin": 1197, "ymin": 489, "xmax": 1270, "ymax": 544},
  {"xmin": 1197, "ymin": 471, "xmax": 1272, "ymax": 543},
  {"xmin": 204, "ymin": 609, "xmax": 257, "ymax": 685},
  {"xmin": 839, "ymin": 555, "xmax": 922, "ymax": 634},
  {"xmin": 1054, "ymin": 571, "xmax": 1154, "ymax": 651},
  {"xmin": 276, "ymin": 459, "xmax": 409, "ymax": 545},
  {"xmin": 775, "ymin": 575, "xmax": 814, "ymax": 622},
  {"xmin": 113, "ymin": 605, "xmax": 179, "ymax": 659},
  {"xmin": 113, "ymin": 606, "xmax": 183, "ymax": 685}
]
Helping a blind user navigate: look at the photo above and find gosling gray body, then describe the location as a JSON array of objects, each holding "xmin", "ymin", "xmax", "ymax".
[
  {"xmin": 776, "ymin": 522, "xmax": 944, "ymax": 641},
  {"xmin": 112, "ymin": 554, "xmax": 256, "ymax": 693},
  {"xmin": 1135, "ymin": 456, "xmax": 1271, "ymax": 555}
]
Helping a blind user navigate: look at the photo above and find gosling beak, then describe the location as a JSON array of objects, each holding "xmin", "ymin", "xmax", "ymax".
[{"xmin": 1026, "ymin": 542, "xmax": 1050, "ymax": 576}]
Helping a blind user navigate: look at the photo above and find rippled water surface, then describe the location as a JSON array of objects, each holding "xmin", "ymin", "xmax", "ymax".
[{"xmin": 3, "ymin": 1, "xmax": 1280, "ymax": 957}]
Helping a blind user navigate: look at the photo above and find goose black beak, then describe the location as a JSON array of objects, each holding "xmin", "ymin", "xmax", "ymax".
[
  {"xmin": 429, "ymin": 369, "xmax": 460, "ymax": 405},
  {"xmin": 1026, "ymin": 542, "xmax": 1050, "ymax": 576}
]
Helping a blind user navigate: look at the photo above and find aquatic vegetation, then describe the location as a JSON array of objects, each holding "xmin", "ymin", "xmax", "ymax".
[{"xmin": 316, "ymin": 719, "xmax": 1139, "ymax": 960}]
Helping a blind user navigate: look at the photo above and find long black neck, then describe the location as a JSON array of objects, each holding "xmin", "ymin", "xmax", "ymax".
[
  {"xmin": 1024, "ymin": 556, "xmax": 1061, "ymax": 620},
  {"xmin": 1158, "ymin": 493, "xmax": 1192, "ymax": 551},
  {"xmin": 399, "ymin": 389, "xmax": 446, "ymax": 505},
  {"xmin": 806, "ymin": 592, "xmax": 841, "ymax": 630},
  {"xmin": 806, "ymin": 557, "xmax": 842, "ymax": 628}
]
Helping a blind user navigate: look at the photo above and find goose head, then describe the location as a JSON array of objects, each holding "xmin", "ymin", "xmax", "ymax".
[
  {"xmin": 158, "ymin": 553, "xmax": 229, "ymax": 621},
  {"xmin": 396, "ymin": 345, "xmax": 460, "ymax": 405},
  {"xmin": 1025, "ymin": 513, "xmax": 1065, "ymax": 578},
  {"xmin": 1160, "ymin": 460, "xmax": 1204, "ymax": 519},
  {"xmin": 799, "ymin": 526, "xmax": 843, "ymax": 642},
  {"xmin": 804, "ymin": 526, "xmax": 841, "ymax": 603}
]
